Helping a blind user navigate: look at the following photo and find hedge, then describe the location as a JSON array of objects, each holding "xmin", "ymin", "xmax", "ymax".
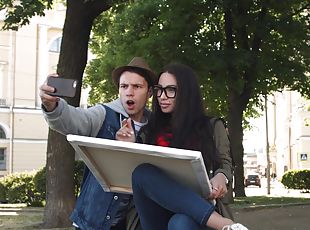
[
  {"xmin": 0, "ymin": 160, "xmax": 85, "ymax": 206},
  {"xmin": 281, "ymin": 169, "xmax": 310, "ymax": 192}
]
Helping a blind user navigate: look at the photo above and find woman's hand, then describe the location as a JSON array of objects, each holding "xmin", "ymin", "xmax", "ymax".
[
  {"xmin": 208, "ymin": 173, "xmax": 228, "ymax": 200},
  {"xmin": 116, "ymin": 118, "xmax": 136, "ymax": 143}
]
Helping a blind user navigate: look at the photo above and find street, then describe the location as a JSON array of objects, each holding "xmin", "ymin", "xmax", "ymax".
[{"xmin": 244, "ymin": 177, "xmax": 310, "ymax": 198}]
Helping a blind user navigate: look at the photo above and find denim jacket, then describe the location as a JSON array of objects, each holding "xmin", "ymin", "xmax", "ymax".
[{"xmin": 70, "ymin": 105, "xmax": 132, "ymax": 230}]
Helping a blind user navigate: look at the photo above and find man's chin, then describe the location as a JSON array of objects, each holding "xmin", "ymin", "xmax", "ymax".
[{"xmin": 125, "ymin": 109, "xmax": 135, "ymax": 116}]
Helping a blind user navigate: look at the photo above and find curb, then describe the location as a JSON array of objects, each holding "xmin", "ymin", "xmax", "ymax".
[
  {"xmin": 0, "ymin": 207, "xmax": 43, "ymax": 213},
  {"xmin": 231, "ymin": 202, "xmax": 310, "ymax": 212}
]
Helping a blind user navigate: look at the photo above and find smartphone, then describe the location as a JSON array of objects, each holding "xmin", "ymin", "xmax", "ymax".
[{"xmin": 47, "ymin": 76, "xmax": 78, "ymax": 98}]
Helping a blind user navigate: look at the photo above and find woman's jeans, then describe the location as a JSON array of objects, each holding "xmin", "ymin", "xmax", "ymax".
[{"xmin": 132, "ymin": 163, "xmax": 215, "ymax": 230}]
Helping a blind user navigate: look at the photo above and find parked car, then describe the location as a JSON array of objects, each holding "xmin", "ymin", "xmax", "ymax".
[{"xmin": 245, "ymin": 174, "xmax": 261, "ymax": 187}]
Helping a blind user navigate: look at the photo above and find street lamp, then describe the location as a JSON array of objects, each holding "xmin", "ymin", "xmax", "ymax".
[{"xmin": 265, "ymin": 95, "xmax": 271, "ymax": 194}]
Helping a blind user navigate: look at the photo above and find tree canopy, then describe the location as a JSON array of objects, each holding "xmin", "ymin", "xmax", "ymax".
[
  {"xmin": 85, "ymin": 0, "xmax": 309, "ymax": 113},
  {"xmin": 85, "ymin": 0, "xmax": 309, "ymax": 196},
  {"xmin": 0, "ymin": 0, "xmax": 53, "ymax": 30}
]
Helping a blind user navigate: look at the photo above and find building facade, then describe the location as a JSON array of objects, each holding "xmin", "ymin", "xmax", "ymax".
[
  {"xmin": 0, "ymin": 6, "xmax": 67, "ymax": 176},
  {"xmin": 243, "ymin": 91, "xmax": 310, "ymax": 178},
  {"xmin": 276, "ymin": 91, "xmax": 310, "ymax": 173}
]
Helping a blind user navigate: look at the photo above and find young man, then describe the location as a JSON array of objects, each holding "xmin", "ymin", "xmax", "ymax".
[{"xmin": 39, "ymin": 57, "xmax": 155, "ymax": 230}]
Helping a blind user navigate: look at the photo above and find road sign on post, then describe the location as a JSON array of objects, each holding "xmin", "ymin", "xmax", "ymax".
[{"xmin": 300, "ymin": 153, "xmax": 308, "ymax": 161}]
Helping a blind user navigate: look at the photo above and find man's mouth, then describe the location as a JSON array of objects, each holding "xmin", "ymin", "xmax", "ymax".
[
  {"xmin": 127, "ymin": 100, "xmax": 135, "ymax": 106},
  {"xmin": 126, "ymin": 100, "xmax": 135, "ymax": 110}
]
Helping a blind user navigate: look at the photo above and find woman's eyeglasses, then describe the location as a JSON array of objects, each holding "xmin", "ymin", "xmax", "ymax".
[{"xmin": 153, "ymin": 85, "xmax": 177, "ymax": 98}]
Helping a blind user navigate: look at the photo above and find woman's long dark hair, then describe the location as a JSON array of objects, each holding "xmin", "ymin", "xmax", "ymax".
[{"xmin": 144, "ymin": 63, "xmax": 218, "ymax": 168}]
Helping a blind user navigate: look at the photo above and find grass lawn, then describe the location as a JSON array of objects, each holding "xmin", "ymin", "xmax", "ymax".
[
  {"xmin": 0, "ymin": 205, "xmax": 74, "ymax": 230},
  {"xmin": 231, "ymin": 196, "xmax": 310, "ymax": 208},
  {"xmin": 1, "ymin": 196, "xmax": 310, "ymax": 229},
  {"xmin": 0, "ymin": 214, "xmax": 46, "ymax": 230}
]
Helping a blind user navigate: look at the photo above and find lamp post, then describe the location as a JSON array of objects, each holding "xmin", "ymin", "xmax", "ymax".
[{"xmin": 265, "ymin": 95, "xmax": 271, "ymax": 194}]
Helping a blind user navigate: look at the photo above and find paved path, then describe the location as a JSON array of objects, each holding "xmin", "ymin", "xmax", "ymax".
[{"xmin": 232, "ymin": 204, "xmax": 310, "ymax": 230}]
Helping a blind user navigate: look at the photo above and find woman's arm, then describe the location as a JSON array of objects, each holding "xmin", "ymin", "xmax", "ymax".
[
  {"xmin": 212, "ymin": 120, "xmax": 233, "ymax": 182},
  {"xmin": 209, "ymin": 119, "xmax": 233, "ymax": 199}
]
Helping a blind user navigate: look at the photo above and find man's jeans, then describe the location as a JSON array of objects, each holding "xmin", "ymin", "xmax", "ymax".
[{"xmin": 132, "ymin": 163, "xmax": 215, "ymax": 230}]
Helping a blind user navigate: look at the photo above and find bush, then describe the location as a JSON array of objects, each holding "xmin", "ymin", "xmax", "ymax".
[
  {"xmin": 0, "ymin": 160, "xmax": 85, "ymax": 206},
  {"xmin": 33, "ymin": 166, "xmax": 46, "ymax": 206},
  {"xmin": 281, "ymin": 169, "xmax": 310, "ymax": 191},
  {"xmin": 0, "ymin": 181, "xmax": 7, "ymax": 203},
  {"xmin": 0, "ymin": 172, "xmax": 37, "ymax": 205}
]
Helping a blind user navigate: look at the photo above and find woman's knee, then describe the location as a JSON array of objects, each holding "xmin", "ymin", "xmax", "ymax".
[
  {"xmin": 132, "ymin": 163, "xmax": 155, "ymax": 184},
  {"xmin": 168, "ymin": 214, "xmax": 200, "ymax": 230}
]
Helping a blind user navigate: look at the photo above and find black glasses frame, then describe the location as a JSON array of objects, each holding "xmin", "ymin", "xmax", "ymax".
[{"xmin": 153, "ymin": 85, "xmax": 177, "ymax": 98}]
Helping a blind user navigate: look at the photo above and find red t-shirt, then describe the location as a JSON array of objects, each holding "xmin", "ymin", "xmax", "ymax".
[{"xmin": 156, "ymin": 130, "xmax": 173, "ymax": 147}]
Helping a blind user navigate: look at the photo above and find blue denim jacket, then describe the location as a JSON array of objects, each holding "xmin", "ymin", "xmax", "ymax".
[{"xmin": 70, "ymin": 105, "xmax": 133, "ymax": 230}]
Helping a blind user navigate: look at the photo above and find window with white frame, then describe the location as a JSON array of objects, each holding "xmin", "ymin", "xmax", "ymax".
[
  {"xmin": 0, "ymin": 126, "xmax": 5, "ymax": 139},
  {"xmin": 49, "ymin": 37, "xmax": 62, "ymax": 53},
  {"xmin": 0, "ymin": 148, "xmax": 6, "ymax": 170}
]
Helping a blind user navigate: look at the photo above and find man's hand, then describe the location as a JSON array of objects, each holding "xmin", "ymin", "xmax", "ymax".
[
  {"xmin": 116, "ymin": 118, "xmax": 136, "ymax": 142},
  {"xmin": 208, "ymin": 173, "xmax": 228, "ymax": 200},
  {"xmin": 39, "ymin": 74, "xmax": 60, "ymax": 112}
]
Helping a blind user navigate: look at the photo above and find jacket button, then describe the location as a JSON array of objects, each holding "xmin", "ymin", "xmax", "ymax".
[
  {"xmin": 106, "ymin": 215, "xmax": 111, "ymax": 220},
  {"xmin": 114, "ymin": 195, "xmax": 118, "ymax": 200}
]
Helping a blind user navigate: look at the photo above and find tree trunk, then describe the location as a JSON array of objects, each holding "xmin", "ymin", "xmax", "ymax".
[
  {"xmin": 43, "ymin": 0, "xmax": 111, "ymax": 227},
  {"xmin": 228, "ymin": 89, "xmax": 246, "ymax": 197},
  {"xmin": 43, "ymin": 130, "xmax": 76, "ymax": 227}
]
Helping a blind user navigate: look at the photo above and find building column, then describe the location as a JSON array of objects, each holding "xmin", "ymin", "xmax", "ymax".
[{"xmin": 36, "ymin": 24, "xmax": 49, "ymax": 107}]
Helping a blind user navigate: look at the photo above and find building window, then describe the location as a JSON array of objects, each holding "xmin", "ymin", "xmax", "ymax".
[
  {"xmin": 0, "ymin": 149, "xmax": 6, "ymax": 170},
  {"xmin": 0, "ymin": 126, "xmax": 5, "ymax": 139},
  {"xmin": 49, "ymin": 37, "xmax": 62, "ymax": 53}
]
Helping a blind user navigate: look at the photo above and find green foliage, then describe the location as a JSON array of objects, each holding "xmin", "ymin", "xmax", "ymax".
[
  {"xmin": 85, "ymin": 0, "xmax": 309, "ymax": 117},
  {"xmin": 281, "ymin": 169, "xmax": 310, "ymax": 191},
  {"xmin": 74, "ymin": 160, "xmax": 85, "ymax": 197},
  {"xmin": 33, "ymin": 167, "xmax": 46, "ymax": 203},
  {"xmin": 0, "ymin": 0, "xmax": 53, "ymax": 30},
  {"xmin": 0, "ymin": 161, "xmax": 85, "ymax": 206},
  {"xmin": 0, "ymin": 181, "xmax": 7, "ymax": 203},
  {"xmin": 0, "ymin": 172, "xmax": 41, "ymax": 206}
]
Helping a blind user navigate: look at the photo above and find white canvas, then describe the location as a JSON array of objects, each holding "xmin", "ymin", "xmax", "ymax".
[{"xmin": 67, "ymin": 134, "xmax": 213, "ymax": 199}]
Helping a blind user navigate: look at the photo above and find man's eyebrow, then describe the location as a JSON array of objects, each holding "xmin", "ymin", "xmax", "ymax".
[
  {"xmin": 157, "ymin": 84, "xmax": 177, "ymax": 87},
  {"xmin": 132, "ymin": 83, "xmax": 144, "ymax": 86}
]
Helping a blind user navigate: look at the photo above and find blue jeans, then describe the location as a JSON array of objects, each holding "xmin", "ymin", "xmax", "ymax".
[{"xmin": 132, "ymin": 163, "xmax": 215, "ymax": 230}]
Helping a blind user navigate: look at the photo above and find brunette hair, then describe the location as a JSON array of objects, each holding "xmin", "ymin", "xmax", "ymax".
[{"xmin": 144, "ymin": 63, "xmax": 218, "ymax": 168}]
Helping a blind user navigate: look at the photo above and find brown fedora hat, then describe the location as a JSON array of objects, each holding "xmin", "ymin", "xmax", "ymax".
[{"xmin": 112, "ymin": 57, "xmax": 156, "ymax": 87}]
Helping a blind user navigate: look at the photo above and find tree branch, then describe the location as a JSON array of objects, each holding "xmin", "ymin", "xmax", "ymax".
[
  {"xmin": 236, "ymin": 0, "xmax": 249, "ymax": 50},
  {"xmin": 224, "ymin": 5, "xmax": 234, "ymax": 49}
]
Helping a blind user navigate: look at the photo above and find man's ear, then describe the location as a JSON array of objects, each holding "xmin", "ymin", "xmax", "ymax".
[{"xmin": 147, "ymin": 87, "xmax": 153, "ymax": 98}]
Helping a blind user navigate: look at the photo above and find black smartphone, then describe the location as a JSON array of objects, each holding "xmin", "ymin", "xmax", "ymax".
[{"xmin": 47, "ymin": 76, "xmax": 78, "ymax": 98}]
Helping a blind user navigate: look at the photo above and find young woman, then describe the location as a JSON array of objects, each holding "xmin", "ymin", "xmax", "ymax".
[{"xmin": 117, "ymin": 63, "xmax": 248, "ymax": 230}]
